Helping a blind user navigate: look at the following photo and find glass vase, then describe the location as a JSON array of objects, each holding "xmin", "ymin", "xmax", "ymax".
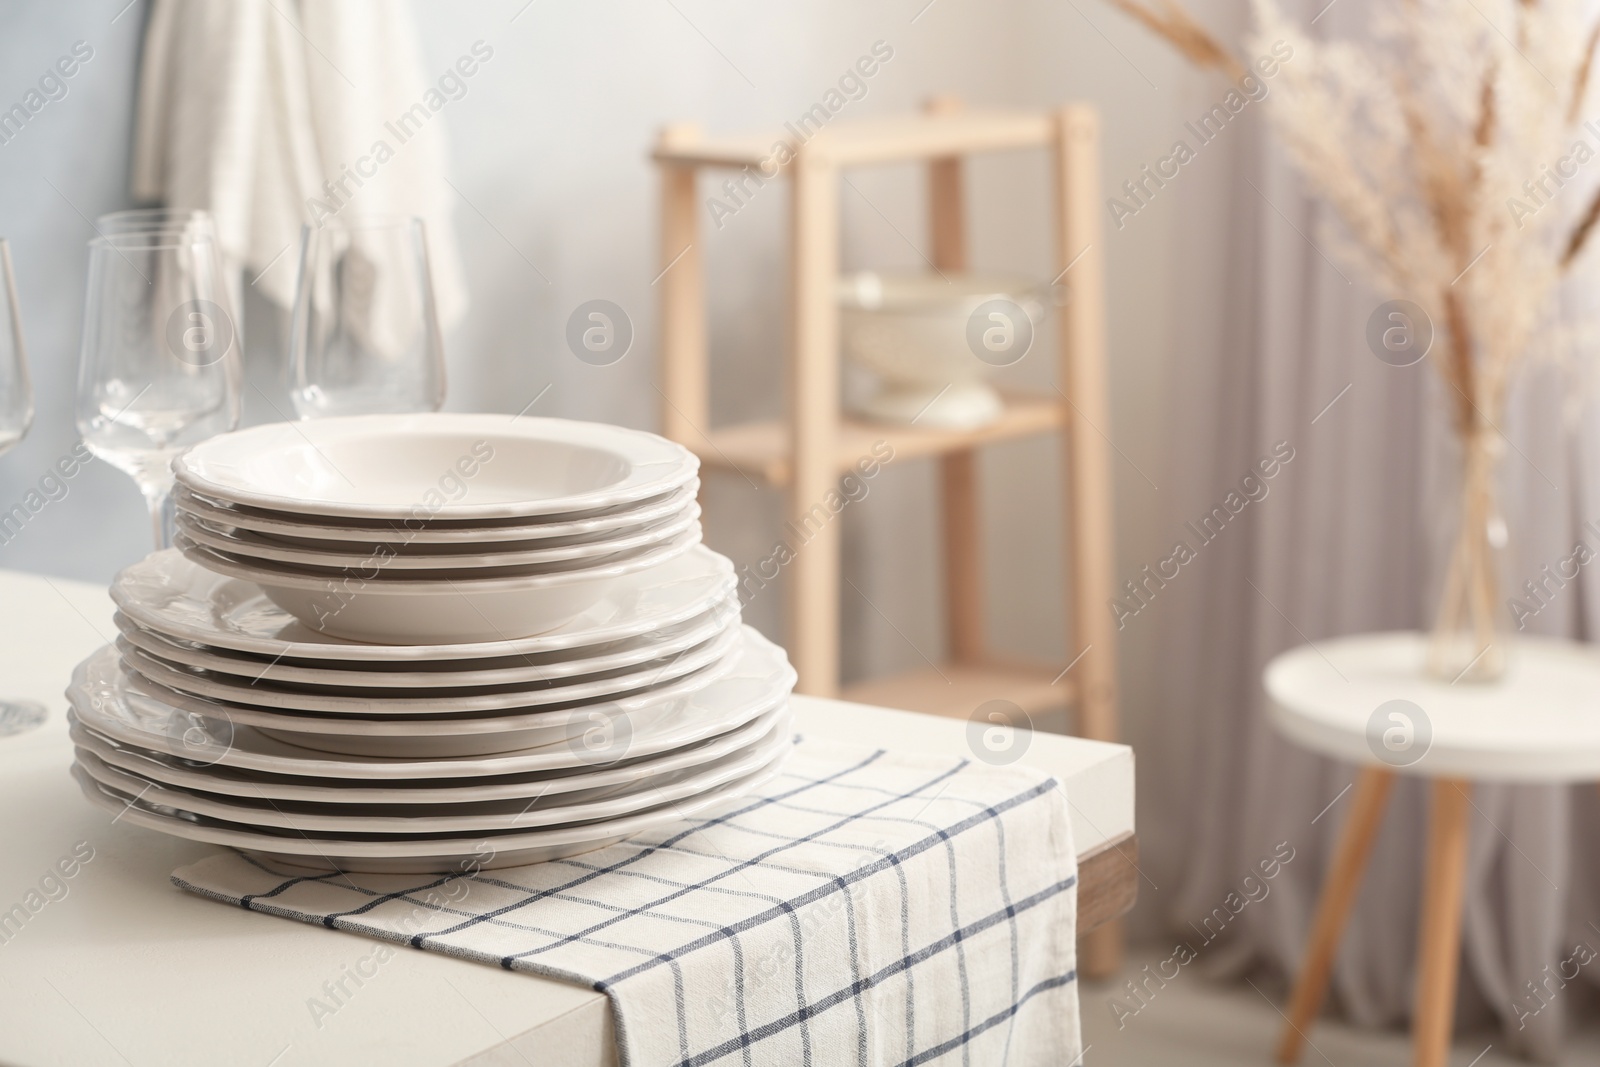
[{"xmin": 1427, "ymin": 426, "xmax": 1508, "ymax": 684}]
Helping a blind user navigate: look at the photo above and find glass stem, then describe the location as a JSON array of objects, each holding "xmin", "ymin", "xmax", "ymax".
[{"xmin": 140, "ymin": 481, "xmax": 175, "ymax": 551}]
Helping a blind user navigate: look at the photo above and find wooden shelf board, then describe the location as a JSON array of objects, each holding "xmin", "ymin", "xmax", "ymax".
[
  {"xmin": 688, "ymin": 390, "xmax": 1064, "ymax": 486},
  {"xmin": 653, "ymin": 109, "xmax": 1055, "ymax": 170},
  {"xmin": 840, "ymin": 660, "xmax": 1073, "ymax": 723}
]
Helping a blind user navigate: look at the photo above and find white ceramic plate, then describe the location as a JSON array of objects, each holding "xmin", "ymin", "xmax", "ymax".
[
  {"xmin": 174, "ymin": 483, "xmax": 699, "ymax": 545},
  {"xmin": 73, "ymin": 712, "xmax": 792, "ymax": 834},
  {"xmin": 112, "ymin": 597, "xmax": 739, "ymax": 688},
  {"xmin": 176, "ymin": 522, "xmax": 699, "ymax": 581},
  {"xmin": 173, "ymin": 414, "xmax": 699, "ymax": 520},
  {"xmin": 66, "ymin": 627, "xmax": 795, "ymax": 777},
  {"xmin": 113, "ymin": 545, "xmax": 736, "ymax": 661},
  {"xmin": 174, "ymin": 503, "xmax": 701, "ymax": 570},
  {"xmin": 73, "ymin": 754, "xmax": 788, "ymax": 873},
  {"xmin": 96, "ymin": 630, "xmax": 752, "ymax": 764},
  {"xmin": 177, "ymin": 528, "xmax": 700, "ymax": 643},
  {"xmin": 68, "ymin": 700, "xmax": 788, "ymax": 805},
  {"xmin": 116, "ymin": 620, "xmax": 744, "ymax": 715}
]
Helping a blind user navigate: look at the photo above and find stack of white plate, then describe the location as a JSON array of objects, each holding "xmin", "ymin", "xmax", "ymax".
[
  {"xmin": 168, "ymin": 414, "xmax": 706, "ymax": 644},
  {"xmin": 66, "ymin": 415, "xmax": 794, "ymax": 873}
]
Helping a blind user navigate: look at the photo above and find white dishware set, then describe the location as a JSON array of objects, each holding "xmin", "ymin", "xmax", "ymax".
[{"xmin": 66, "ymin": 413, "xmax": 796, "ymax": 873}]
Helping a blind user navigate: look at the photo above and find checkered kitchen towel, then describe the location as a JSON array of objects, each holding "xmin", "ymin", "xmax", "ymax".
[{"xmin": 172, "ymin": 738, "xmax": 1081, "ymax": 1066}]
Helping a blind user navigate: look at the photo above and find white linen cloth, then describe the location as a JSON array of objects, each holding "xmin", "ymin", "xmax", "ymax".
[
  {"xmin": 130, "ymin": 0, "xmax": 467, "ymax": 327},
  {"xmin": 172, "ymin": 737, "xmax": 1081, "ymax": 1067}
]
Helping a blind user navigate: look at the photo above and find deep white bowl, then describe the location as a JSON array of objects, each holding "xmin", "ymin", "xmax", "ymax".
[
  {"xmin": 176, "ymin": 528, "xmax": 699, "ymax": 644},
  {"xmin": 173, "ymin": 413, "xmax": 698, "ymax": 521}
]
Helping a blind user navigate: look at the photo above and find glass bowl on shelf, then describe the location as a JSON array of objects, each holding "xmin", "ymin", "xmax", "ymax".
[{"xmin": 838, "ymin": 271, "xmax": 1048, "ymax": 430}]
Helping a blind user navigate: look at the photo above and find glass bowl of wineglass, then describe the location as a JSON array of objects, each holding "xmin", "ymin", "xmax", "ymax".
[
  {"xmin": 0, "ymin": 237, "xmax": 47, "ymax": 737},
  {"xmin": 75, "ymin": 230, "xmax": 241, "ymax": 549}
]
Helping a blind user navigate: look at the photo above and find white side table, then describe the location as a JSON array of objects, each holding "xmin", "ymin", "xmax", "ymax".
[{"xmin": 1264, "ymin": 631, "xmax": 1600, "ymax": 1067}]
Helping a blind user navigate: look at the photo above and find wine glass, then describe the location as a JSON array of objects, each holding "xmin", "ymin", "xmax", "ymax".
[
  {"xmin": 0, "ymin": 240, "xmax": 31, "ymax": 456},
  {"xmin": 75, "ymin": 231, "xmax": 241, "ymax": 549},
  {"xmin": 0, "ymin": 237, "xmax": 46, "ymax": 736},
  {"xmin": 289, "ymin": 216, "xmax": 445, "ymax": 418},
  {"xmin": 96, "ymin": 208, "xmax": 217, "ymax": 240}
]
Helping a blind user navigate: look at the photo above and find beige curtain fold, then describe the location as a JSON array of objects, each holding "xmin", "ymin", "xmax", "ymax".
[{"xmin": 1150, "ymin": 8, "xmax": 1600, "ymax": 1060}]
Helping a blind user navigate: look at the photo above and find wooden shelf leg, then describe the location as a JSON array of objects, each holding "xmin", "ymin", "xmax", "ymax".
[
  {"xmin": 787, "ymin": 147, "xmax": 840, "ymax": 697},
  {"xmin": 1055, "ymin": 104, "xmax": 1122, "ymax": 980},
  {"xmin": 924, "ymin": 95, "xmax": 986, "ymax": 668},
  {"xmin": 941, "ymin": 452, "xmax": 985, "ymax": 662},
  {"xmin": 1412, "ymin": 779, "xmax": 1472, "ymax": 1067},
  {"xmin": 1276, "ymin": 767, "xmax": 1396, "ymax": 1064},
  {"xmin": 1052, "ymin": 105, "xmax": 1119, "ymax": 746},
  {"xmin": 655, "ymin": 125, "xmax": 708, "ymax": 445}
]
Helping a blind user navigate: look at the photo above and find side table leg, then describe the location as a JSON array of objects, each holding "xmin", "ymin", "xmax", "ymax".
[
  {"xmin": 1413, "ymin": 779, "xmax": 1472, "ymax": 1067},
  {"xmin": 1276, "ymin": 767, "xmax": 1396, "ymax": 1064}
]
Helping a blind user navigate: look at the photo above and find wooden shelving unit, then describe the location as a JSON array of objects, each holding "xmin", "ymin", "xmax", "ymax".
[
  {"xmin": 684, "ymin": 389, "xmax": 1064, "ymax": 486},
  {"xmin": 651, "ymin": 97, "xmax": 1119, "ymax": 744},
  {"xmin": 653, "ymin": 96, "xmax": 1124, "ymax": 975}
]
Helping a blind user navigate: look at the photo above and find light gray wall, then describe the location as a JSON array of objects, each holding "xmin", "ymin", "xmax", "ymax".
[{"xmin": 0, "ymin": 3, "xmax": 149, "ymax": 579}]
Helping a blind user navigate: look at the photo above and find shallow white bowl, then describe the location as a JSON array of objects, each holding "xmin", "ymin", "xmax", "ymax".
[
  {"xmin": 177, "ymin": 528, "xmax": 699, "ymax": 643},
  {"xmin": 111, "ymin": 546, "xmax": 736, "ymax": 661},
  {"xmin": 173, "ymin": 413, "xmax": 698, "ymax": 521},
  {"xmin": 174, "ymin": 503, "xmax": 700, "ymax": 570},
  {"xmin": 174, "ymin": 482, "xmax": 698, "ymax": 545}
]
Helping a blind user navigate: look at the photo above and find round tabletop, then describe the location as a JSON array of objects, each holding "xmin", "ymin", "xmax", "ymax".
[{"xmin": 1264, "ymin": 631, "xmax": 1600, "ymax": 782}]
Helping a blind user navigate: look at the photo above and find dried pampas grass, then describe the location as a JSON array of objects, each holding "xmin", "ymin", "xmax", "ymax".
[{"xmin": 1110, "ymin": 0, "xmax": 1600, "ymax": 679}]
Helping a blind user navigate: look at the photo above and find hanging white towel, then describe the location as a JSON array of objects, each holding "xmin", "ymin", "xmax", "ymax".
[{"xmin": 130, "ymin": 0, "xmax": 468, "ymax": 331}]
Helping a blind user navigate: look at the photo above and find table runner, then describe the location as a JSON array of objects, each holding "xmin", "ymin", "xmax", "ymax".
[{"xmin": 172, "ymin": 737, "xmax": 1081, "ymax": 1066}]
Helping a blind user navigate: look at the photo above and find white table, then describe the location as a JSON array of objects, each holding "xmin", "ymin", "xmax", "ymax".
[
  {"xmin": 1265, "ymin": 631, "xmax": 1600, "ymax": 1067},
  {"xmin": 0, "ymin": 568, "xmax": 1135, "ymax": 1067}
]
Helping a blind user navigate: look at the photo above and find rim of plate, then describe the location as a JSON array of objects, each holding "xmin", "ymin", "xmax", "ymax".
[
  {"xmin": 110, "ymin": 621, "xmax": 746, "ymax": 717},
  {"xmin": 214, "ymin": 636, "xmax": 750, "ymax": 733},
  {"xmin": 67, "ymin": 700, "xmax": 788, "ymax": 805},
  {"xmin": 72, "ymin": 714, "xmax": 792, "ymax": 834},
  {"xmin": 173, "ymin": 482, "xmax": 699, "ymax": 544},
  {"xmin": 72, "ymin": 754, "xmax": 788, "ymax": 859},
  {"xmin": 111, "ymin": 596, "xmax": 739, "ymax": 687},
  {"xmin": 174, "ymin": 525, "xmax": 697, "ymax": 593},
  {"xmin": 172, "ymin": 414, "xmax": 699, "ymax": 519},
  {"xmin": 110, "ymin": 546, "xmax": 737, "ymax": 661},
  {"xmin": 174, "ymin": 502, "xmax": 702, "ymax": 570},
  {"xmin": 65, "ymin": 628, "xmax": 795, "ymax": 775}
]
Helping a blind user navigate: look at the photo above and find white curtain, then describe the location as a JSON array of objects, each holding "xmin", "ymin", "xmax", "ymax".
[{"xmin": 1154, "ymin": 9, "xmax": 1600, "ymax": 1060}]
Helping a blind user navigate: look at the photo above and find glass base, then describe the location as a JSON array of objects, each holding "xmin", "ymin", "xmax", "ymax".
[{"xmin": 1427, "ymin": 632, "xmax": 1507, "ymax": 684}]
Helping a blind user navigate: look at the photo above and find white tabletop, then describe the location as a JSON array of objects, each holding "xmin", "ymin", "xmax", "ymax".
[
  {"xmin": 1265, "ymin": 630, "xmax": 1600, "ymax": 782},
  {"xmin": 0, "ymin": 568, "xmax": 1133, "ymax": 1067}
]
